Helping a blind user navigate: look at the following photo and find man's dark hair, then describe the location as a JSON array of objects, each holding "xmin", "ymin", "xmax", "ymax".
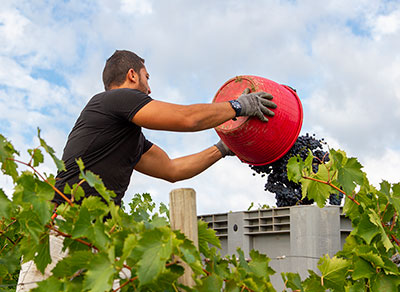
[{"xmin": 102, "ymin": 50, "xmax": 145, "ymax": 90}]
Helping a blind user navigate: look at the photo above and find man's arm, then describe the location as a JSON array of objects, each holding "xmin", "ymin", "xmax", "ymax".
[
  {"xmin": 134, "ymin": 144, "xmax": 223, "ymax": 183},
  {"xmin": 132, "ymin": 100, "xmax": 236, "ymax": 132},
  {"xmin": 132, "ymin": 88, "xmax": 276, "ymax": 132}
]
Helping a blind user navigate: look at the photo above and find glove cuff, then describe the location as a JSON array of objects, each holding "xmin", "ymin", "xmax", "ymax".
[{"xmin": 215, "ymin": 140, "xmax": 233, "ymax": 158}]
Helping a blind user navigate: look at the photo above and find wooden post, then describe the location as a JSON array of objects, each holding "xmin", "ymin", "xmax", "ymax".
[{"xmin": 169, "ymin": 188, "xmax": 198, "ymax": 287}]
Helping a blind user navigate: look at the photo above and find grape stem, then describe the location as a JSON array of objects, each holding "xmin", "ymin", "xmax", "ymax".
[
  {"xmin": 0, "ymin": 243, "xmax": 8, "ymax": 255},
  {"xmin": 71, "ymin": 179, "xmax": 85, "ymax": 203},
  {"xmin": 112, "ymin": 276, "xmax": 138, "ymax": 292},
  {"xmin": 302, "ymin": 175, "xmax": 360, "ymax": 206},
  {"xmin": 391, "ymin": 234, "xmax": 400, "ymax": 246},
  {"xmin": 240, "ymin": 285, "xmax": 254, "ymax": 292},
  {"xmin": 0, "ymin": 219, "xmax": 17, "ymax": 235},
  {"xmin": 27, "ymin": 147, "xmax": 40, "ymax": 167},
  {"xmin": 47, "ymin": 225, "xmax": 97, "ymax": 251},
  {"xmin": 10, "ymin": 158, "xmax": 73, "ymax": 206},
  {"xmin": 314, "ymin": 154, "xmax": 333, "ymax": 183},
  {"xmin": 381, "ymin": 202, "xmax": 390, "ymax": 221},
  {"xmin": 390, "ymin": 212, "xmax": 397, "ymax": 231}
]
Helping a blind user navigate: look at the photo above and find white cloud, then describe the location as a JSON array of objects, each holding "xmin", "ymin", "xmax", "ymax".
[
  {"xmin": 0, "ymin": 9, "xmax": 30, "ymax": 47},
  {"xmin": 373, "ymin": 9, "xmax": 400, "ymax": 36},
  {"xmin": 120, "ymin": 0, "xmax": 153, "ymax": 14},
  {"xmin": 363, "ymin": 148, "xmax": 400, "ymax": 187}
]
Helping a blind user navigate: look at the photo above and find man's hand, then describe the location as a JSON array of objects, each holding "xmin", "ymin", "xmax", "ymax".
[
  {"xmin": 236, "ymin": 88, "xmax": 277, "ymax": 122},
  {"xmin": 215, "ymin": 140, "xmax": 234, "ymax": 158}
]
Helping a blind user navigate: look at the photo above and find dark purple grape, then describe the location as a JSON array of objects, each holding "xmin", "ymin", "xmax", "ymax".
[{"xmin": 250, "ymin": 134, "xmax": 335, "ymax": 207}]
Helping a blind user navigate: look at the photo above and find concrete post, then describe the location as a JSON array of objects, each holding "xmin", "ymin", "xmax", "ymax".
[
  {"xmin": 290, "ymin": 205, "xmax": 341, "ymax": 279},
  {"xmin": 227, "ymin": 212, "xmax": 250, "ymax": 257}
]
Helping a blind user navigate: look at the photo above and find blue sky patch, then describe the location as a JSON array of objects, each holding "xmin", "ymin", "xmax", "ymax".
[
  {"xmin": 346, "ymin": 18, "xmax": 372, "ymax": 38},
  {"xmin": 31, "ymin": 68, "xmax": 68, "ymax": 88}
]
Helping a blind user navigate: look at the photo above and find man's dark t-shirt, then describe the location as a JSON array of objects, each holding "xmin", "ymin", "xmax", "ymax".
[{"xmin": 54, "ymin": 88, "xmax": 153, "ymax": 206}]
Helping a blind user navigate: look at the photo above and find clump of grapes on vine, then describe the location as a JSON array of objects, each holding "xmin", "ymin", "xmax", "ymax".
[{"xmin": 251, "ymin": 133, "xmax": 343, "ymax": 207}]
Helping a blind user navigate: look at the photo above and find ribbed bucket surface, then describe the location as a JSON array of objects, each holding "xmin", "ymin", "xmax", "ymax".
[{"xmin": 213, "ymin": 75, "xmax": 303, "ymax": 165}]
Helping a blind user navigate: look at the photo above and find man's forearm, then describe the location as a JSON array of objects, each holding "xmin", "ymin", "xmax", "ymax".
[
  {"xmin": 179, "ymin": 102, "xmax": 236, "ymax": 131},
  {"xmin": 132, "ymin": 100, "xmax": 236, "ymax": 132},
  {"xmin": 168, "ymin": 146, "xmax": 223, "ymax": 182}
]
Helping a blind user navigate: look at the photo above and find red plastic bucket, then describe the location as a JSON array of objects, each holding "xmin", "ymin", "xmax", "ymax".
[{"xmin": 213, "ymin": 75, "xmax": 303, "ymax": 166}]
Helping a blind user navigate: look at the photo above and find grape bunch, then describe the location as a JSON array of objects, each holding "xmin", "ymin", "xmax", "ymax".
[{"xmin": 250, "ymin": 134, "xmax": 343, "ymax": 207}]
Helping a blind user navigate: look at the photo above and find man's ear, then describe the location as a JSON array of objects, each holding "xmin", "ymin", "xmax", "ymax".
[{"xmin": 127, "ymin": 68, "xmax": 139, "ymax": 84}]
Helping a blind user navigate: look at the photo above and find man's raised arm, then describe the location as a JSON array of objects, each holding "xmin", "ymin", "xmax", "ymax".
[{"xmin": 132, "ymin": 90, "xmax": 277, "ymax": 132}]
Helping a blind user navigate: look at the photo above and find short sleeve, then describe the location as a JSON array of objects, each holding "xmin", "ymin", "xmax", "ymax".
[
  {"xmin": 102, "ymin": 88, "xmax": 153, "ymax": 121},
  {"xmin": 143, "ymin": 138, "xmax": 153, "ymax": 153}
]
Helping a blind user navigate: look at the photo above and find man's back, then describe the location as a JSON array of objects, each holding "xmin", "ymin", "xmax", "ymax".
[{"xmin": 54, "ymin": 88, "xmax": 153, "ymax": 205}]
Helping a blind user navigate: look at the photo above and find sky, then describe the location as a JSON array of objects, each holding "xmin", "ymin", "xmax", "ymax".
[{"xmin": 1, "ymin": 0, "xmax": 400, "ymax": 215}]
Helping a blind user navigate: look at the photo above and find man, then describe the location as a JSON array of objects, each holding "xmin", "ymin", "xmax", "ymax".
[
  {"xmin": 16, "ymin": 50, "xmax": 276, "ymax": 291},
  {"xmin": 52, "ymin": 50, "xmax": 277, "ymax": 206}
]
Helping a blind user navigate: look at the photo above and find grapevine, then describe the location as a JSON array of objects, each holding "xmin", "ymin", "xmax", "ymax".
[
  {"xmin": 1, "ymin": 129, "xmax": 400, "ymax": 291},
  {"xmin": 0, "ymin": 130, "xmax": 276, "ymax": 292}
]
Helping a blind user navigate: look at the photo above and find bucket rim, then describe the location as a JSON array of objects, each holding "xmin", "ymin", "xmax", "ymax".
[{"xmin": 213, "ymin": 75, "xmax": 258, "ymax": 132}]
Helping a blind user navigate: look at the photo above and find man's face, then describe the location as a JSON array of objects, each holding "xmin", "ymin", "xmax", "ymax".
[{"xmin": 137, "ymin": 66, "xmax": 151, "ymax": 95}]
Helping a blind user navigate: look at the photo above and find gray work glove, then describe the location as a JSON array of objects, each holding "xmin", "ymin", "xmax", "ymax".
[
  {"xmin": 236, "ymin": 88, "xmax": 277, "ymax": 122},
  {"xmin": 215, "ymin": 140, "xmax": 234, "ymax": 158}
]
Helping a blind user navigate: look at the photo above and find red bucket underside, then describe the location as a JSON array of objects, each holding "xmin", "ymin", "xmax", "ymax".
[{"xmin": 213, "ymin": 76, "xmax": 303, "ymax": 166}]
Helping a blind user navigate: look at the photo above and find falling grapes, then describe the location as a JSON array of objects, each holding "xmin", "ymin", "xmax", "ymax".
[{"xmin": 250, "ymin": 133, "xmax": 343, "ymax": 207}]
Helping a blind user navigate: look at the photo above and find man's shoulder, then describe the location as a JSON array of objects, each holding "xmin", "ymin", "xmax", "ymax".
[
  {"xmin": 103, "ymin": 88, "xmax": 146, "ymax": 97},
  {"xmin": 83, "ymin": 88, "xmax": 152, "ymax": 120},
  {"xmin": 87, "ymin": 88, "xmax": 146, "ymax": 105}
]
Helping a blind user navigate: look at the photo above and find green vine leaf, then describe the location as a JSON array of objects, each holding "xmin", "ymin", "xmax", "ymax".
[
  {"xmin": 281, "ymin": 272, "xmax": 304, "ymax": 292},
  {"xmin": 179, "ymin": 238, "xmax": 204, "ymax": 276},
  {"xmin": 0, "ymin": 134, "xmax": 19, "ymax": 182},
  {"xmin": 302, "ymin": 270, "xmax": 325, "ymax": 292},
  {"xmin": 37, "ymin": 128, "xmax": 65, "ymax": 172},
  {"xmin": 370, "ymin": 274, "xmax": 400, "ymax": 292},
  {"xmin": 119, "ymin": 233, "xmax": 137, "ymax": 265},
  {"xmin": 356, "ymin": 246, "xmax": 385, "ymax": 267},
  {"xmin": 344, "ymin": 281, "xmax": 367, "ymax": 292},
  {"xmin": 318, "ymin": 255, "xmax": 350, "ymax": 290},
  {"xmin": 0, "ymin": 247, "xmax": 21, "ymax": 279},
  {"xmin": 34, "ymin": 233, "xmax": 52, "ymax": 274},
  {"xmin": 71, "ymin": 183, "xmax": 85, "ymax": 202},
  {"xmin": 198, "ymin": 219, "xmax": 221, "ymax": 258},
  {"xmin": 368, "ymin": 210, "xmax": 393, "ymax": 251},
  {"xmin": 92, "ymin": 220, "xmax": 111, "ymax": 251},
  {"xmin": 382, "ymin": 257, "xmax": 400, "ymax": 275},
  {"xmin": 330, "ymin": 149, "xmax": 347, "ymax": 168},
  {"xmin": 134, "ymin": 227, "xmax": 174, "ymax": 285},
  {"xmin": 28, "ymin": 148, "xmax": 44, "ymax": 167},
  {"xmin": 337, "ymin": 157, "xmax": 364, "ymax": 195},
  {"xmin": 388, "ymin": 182, "xmax": 400, "ymax": 215},
  {"xmin": 300, "ymin": 177, "xmax": 331, "ymax": 208},
  {"xmin": 76, "ymin": 158, "xmax": 115, "ymax": 202},
  {"xmin": 51, "ymin": 250, "xmax": 93, "ymax": 277},
  {"xmin": 31, "ymin": 277, "xmax": 63, "ymax": 292},
  {"xmin": 71, "ymin": 206, "xmax": 93, "ymax": 239},
  {"xmin": 248, "ymin": 249, "xmax": 275, "ymax": 279},
  {"xmin": 352, "ymin": 257, "xmax": 376, "ymax": 280},
  {"xmin": 0, "ymin": 188, "xmax": 12, "ymax": 218},
  {"xmin": 353, "ymin": 213, "xmax": 380, "ymax": 244},
  {"xmin": 342, "ymin": 193, "xmax": 361, "ymax": 221},
  {"xmin": 197, "ymin": 273, "xmax": 224, "ymax": 291},
  {"xmin": 83, "ymin": 253, "xmax": 116, "ymax": 292},
  {"xmin": 287, "ymin": 155, "xmax": 304, "ymax": 183}
]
